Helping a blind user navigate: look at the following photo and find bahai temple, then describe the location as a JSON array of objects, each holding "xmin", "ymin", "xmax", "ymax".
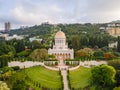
[{"xmin": 48, "ymin": 30, "xmax": 74, "ymax": 60}]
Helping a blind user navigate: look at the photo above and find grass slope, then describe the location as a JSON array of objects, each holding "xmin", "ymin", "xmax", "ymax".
[
  {"xmin": 25, "ymin": 66, "xmax": 62, "ymax": 89},
  {"xmin": 69, "ymin": 67, "xmax": 91, "ymax": 89}
]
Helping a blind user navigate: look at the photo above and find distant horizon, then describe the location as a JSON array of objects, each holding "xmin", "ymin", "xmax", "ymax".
[
  {"xmin": 0, "ymin": 20, "xmax": 120, "ymax": 31},
  {"xmin": 0, "ymin": 20, "xmax": 116, "ymax": 31},
  {"xmin": 0, "ymin": 0, "xmax": 120, "ymax": 30}
]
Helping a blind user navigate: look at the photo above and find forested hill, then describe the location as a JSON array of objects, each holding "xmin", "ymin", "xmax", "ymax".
[
  {"xmin": 7, "ymin": 23, "xmax": 103, "ymax": 37},
  {"xmin": 3, "ymin": 23, "xmax": 118, "ymax": 52}
]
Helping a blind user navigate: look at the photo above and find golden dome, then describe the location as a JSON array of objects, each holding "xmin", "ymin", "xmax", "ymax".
[{"xmin": 55, "ymin": 30, "xmax": 66, "ymax": 38}]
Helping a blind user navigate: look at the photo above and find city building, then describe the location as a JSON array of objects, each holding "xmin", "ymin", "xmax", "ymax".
[
  {"xmin": 108, "ymin": 42, "xmax": 117, "ymax": 48},
  {"xmin": 101, "ymin": 22, "xmax": 120, "ymax": 37},
  {"xmin": 29, "ymin": 37, "xmax": 42, "ymax": 42},
  {"xmin": 5, "ymin": 22, "xmax": 11, "ymax": 31},
  {"xmin": 5, "ymin": 34, "xmax": 24, "ymax": 40},
  {"xmin": 0, "ymin": 33, "xmax": 9, "ymax": 38},
  {"xmin": 48, "ymin": 30, "xmax": 74, "ymax": 60}
]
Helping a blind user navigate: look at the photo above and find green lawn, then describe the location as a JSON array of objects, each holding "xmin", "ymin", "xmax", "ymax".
[
  {"xmin": 69, "ymin": 67, "xmax": 92, "ymax": 89},
  {"xmin": 25, "ymin": 66, "xmax": 62, "ymax": 89}
]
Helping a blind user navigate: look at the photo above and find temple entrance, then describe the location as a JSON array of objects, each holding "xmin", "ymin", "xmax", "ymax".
[
  {"xmin": 54, "ymin": 53, "xmax": 71, "ymax": 66},
  {"xmin": 56, "ymin": 53, "xmax": 71, "ymax": 61},
  {"xmin": 58, "ymin": 56, "xmax": 63, "ymax": 60},
  {"xmin": 58, "ymin": 56, "xmax": 65, "ymax": 66}
]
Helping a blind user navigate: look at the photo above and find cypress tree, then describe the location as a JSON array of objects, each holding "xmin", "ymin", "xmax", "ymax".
[{"xmin": 117, "ymin": 36, "xmax": 120, "ymax": 52}]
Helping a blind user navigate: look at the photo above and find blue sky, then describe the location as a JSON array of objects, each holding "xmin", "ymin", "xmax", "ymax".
[{"xmin": 0, "ymin": 0, "xmax": 120, "ymax": 30}]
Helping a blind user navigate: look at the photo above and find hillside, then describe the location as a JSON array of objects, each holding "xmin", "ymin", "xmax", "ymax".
[{"xmin": 7, "ymin": 23, "xmax": 101, "ymax": 37}]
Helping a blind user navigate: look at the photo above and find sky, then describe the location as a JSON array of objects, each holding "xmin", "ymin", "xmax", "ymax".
[{"xmin": 0, "ymin": 0, "xmax": 120, "ymax": 30}]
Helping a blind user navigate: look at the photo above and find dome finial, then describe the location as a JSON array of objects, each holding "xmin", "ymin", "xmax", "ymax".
[{"xmin": 55, "ymin": 30, "xmax": 66, "ymax": 38}]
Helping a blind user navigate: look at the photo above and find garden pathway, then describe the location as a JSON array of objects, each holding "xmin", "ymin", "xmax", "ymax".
[
  {"xmin": 58, "ymin": 58, "xmax": 69, "ymax": 90},
  {"xmin": 61, "ymin": 69, "xmax": 69, "ymax": 90}
]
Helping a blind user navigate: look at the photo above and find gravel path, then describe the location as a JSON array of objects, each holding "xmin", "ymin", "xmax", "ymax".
[{"xmin": 61, "ymin": 69, "xmax": 69, "ymax": 90}]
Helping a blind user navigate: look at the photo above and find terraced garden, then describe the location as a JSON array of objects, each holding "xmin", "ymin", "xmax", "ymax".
[
  {"xmin": 25, "ymin": 66, "xmax": 62, "ymax": 89},
  {"xmin": 69, "ymin": 67, "xmax": 92, "ymax": 89},
  {"xmin": 9, "ymin": 66, "xmax": 62, "ymax": 90}
]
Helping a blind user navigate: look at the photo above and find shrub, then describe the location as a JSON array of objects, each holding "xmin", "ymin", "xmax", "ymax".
[
  {"xmin": 66, "ymin": 61, "xmax": 70, "ymax": 65},
  {"xmin": 11, "ymin": 66, "xmax": 20, "ymax": 71},
  {"xmin": 17, "ymin": 50, "xmax": 30, "ymax": 57},
  {"xmin": 104, "ymin": 53, "xmax": 116, "ymax": 60},
  {"xmin": 0, "ymin": 81, "xmax": 10, "ymax": 90},
  {"xmin": 115, "ymin": 70, "xmax": 120, "ymax": 86},
  {"xmin": 113, "ymin": 87, "xmax": 120, "ymax": 90},
  {"xmin": 55, "ymin": 61, "xmax": 58, "ymax": 65},
  {"xmin": 108, "ymin": 60, "xmax": 120, "ymax": 70},
  {"xmin": 113, "ymin": 52, "xmax": 120, "ymax": 57}
]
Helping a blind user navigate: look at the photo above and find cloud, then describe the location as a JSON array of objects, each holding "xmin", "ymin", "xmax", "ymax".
[
  {"xmin": 11, "ymin": 0, "xmax": 65, "ymax": 24},
  {"xmin": 0, "ymin": 0, "xmax": 120, "ymax": 30},
  {"xmin": 80, "ymin": 0, "xmax": 120, "ymax": 22}
]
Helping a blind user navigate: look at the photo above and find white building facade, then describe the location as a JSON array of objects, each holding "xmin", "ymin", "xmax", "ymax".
[
  {"xmin": 29, "ymin": 37, "xmax": 42, "ymax": 42},
  {"xmin": 109, "ymin": 42, "xmax": 117, "ymax": 48},
  {"xmin": 5, "ymin": 34, "xmax": 24, "ymax": 40},
  {"xmin": 48, "ymin": 30, "xmax": 74, "ymax": 60}
]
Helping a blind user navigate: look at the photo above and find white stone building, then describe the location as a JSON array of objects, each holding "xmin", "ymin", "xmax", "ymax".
[
  {"xmin": 48, "ymin": 30, "xmax": 74, "ymax": 60},
  {"xmin": 29, "ymin": 37, "xmax": 42, "ymax": 42},
  {"xmin": 5, "ymin": 34, "xmax": 24, "ymax": 40},
  {"xmin": 101, "ymin": 22, "xmax": 120, "ymax": 37},
  {"xmin": 0, "ymin": 33, "xmax": 9, "ymax": 38},
  {"xmin": 108, "ymin": 42, "xmax": 117, "ymax": 48}
]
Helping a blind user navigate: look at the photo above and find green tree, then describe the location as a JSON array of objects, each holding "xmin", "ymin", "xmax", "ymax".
[
  {"xmin": 117, "ymin": 36, "xmax": 120, "ymax": 52},
  {"xmin": 12, "ymin": 80, "xmax": 28, "ymax": 90},
  {"xmin": 9, "ymin": 72, "xmax": 29, "ymax": 90},
  {"xmin": 101, "ymin": 46, "xmax": 110, "ymax": 52},
  {"xmin": 115, "ymin": 70, "xmax": 120, "ymax": 86},
  {"xmin": 93, "ymin": 51, "xmax": 104, "ymax": 57},
  {"xmin": 14, "ymin": 40, "xmax": 25, "ymax": 53},
  {"xmin": 31, "ymin": 40, "xmax": 42, "ymax": 50},
  {"xmin": 16, "ymin": 50, "xmax": 30, "ymax": 57},
  {"xmin": 91, "ymin": 64, "xmax": 116, "ymax": 88},
  {"xmin": 80, "ymin": 35, "xmax": 89, "ymax": 47},
  {"xmin": 0, "ymin": 66, "xmax": 13, "ymax": 73},
  {"xmin": 113, "ymin": 87, "xmax": 120, "ymax": 90},
  {"xmin": 29, "ymin": 48, "xmax": 48, "ymax": 61},
  {"xmin": 71, "ymin": 36, "xmax": 80, "ymax": 51},
  {"xmin": 108, "ymin": 60, "xmax": 120, "ymax": 70},
  {"xmin": 0, "ymin": 44, "xmax": 16, "ymax": 56},
  {"xmin": 49, "ymin": 54, "xmax": 56, "ymax": 60},
  {"xmin": 76, "ymin": 48, "xmax": 93, "ymax": 60},
  {"xmin": 0, "ymin": 81, "xmax": 10, "ymax": 90},
  {"xmin": 0, "ymin": 55, "xmax": 9, "ymax": 67},
  {"xmin": 93, "ymin": 51, "xmax": 104, "ymax": 60}
]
